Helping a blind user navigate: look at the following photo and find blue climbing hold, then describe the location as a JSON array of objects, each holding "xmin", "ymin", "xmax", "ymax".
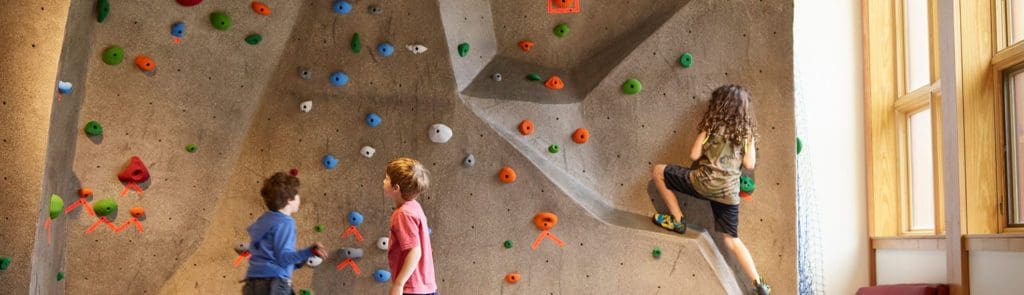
[
  {"xmin": 373, "ymin": 269, "xmax": 391, "ymax": 283},
  {"xmin": 348, "ymin": 211, "xmax": 364, "ymax": 226},
  {"xmin": 377, "ymin": 43, "xmax": 394, "ymax": 57},
  {"xmin": 171, "ymin": 21, "xmax": 186, "ymax": 38},
  {"xmin": 329, "ymin": 71, "xmax": 349, "ymax": 86},
  {"xmin": 323, "ymin": 154, "xmax": 339, "ymax": 169},
  {"xmin": 57, "ymin": 81, "xmax": 73, "ymax": 94},
  {"xmin": 365, "ymin": 113, "xmax": 382, "ymax": 127},
  {"xmin": 332, "ymin": 0, "xmax": 352, "ymax": 14}
]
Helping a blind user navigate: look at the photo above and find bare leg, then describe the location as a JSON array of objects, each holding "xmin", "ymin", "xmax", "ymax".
[
  {"xmin": 652, "ymin": 164, "xmax": 684, "ymax": 221},
  {"xmin": 723, "ymin": 234, "xmax": 760, "ymax": 286}
]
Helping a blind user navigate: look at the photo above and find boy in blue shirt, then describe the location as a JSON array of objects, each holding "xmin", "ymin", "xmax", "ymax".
[{"xmin": 243, "ymin": 172, "xmax": 327, "ymax": 295}]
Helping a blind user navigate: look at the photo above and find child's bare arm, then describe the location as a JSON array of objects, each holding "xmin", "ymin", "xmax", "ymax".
[
  {"xmin": 742, "ymin": 136, "xmax": 756, "ymax": 170},
  {"xmin": 690, "ymin": 131, "xmax": 708, "ymax": 161},
  {"xmin": 390, "ymin": 246, "xmax": 422, "ymax": 295}
]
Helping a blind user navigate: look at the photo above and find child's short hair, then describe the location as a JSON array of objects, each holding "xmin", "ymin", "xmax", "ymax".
[
  {"xmin": 386, "ymin": 157, "xmax": 430, "ymax": 200},
  {"xmin": 260, "ymin": 172, "xmax": 300, "ymax": 211}
]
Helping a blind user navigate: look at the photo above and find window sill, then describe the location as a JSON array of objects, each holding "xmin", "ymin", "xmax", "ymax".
[
  {"xmin": 872, "ymin": 235, "xmax": 946, "ymax": 250},
  {"xmin": 965, "ymin": 234, "xmax": 1024, "ymax": 252}
]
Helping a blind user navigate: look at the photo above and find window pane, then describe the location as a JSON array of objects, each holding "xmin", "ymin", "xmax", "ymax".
[
  {"xmin": 1010, "ymin": 0, "xmax": 1024, "ymax": 45},
  {"xmin": 909, "ymin": 108, "xmax": 935, "ymax": 230},
  {"xmin": 905, "ymin": 0, "xmax": 931, "ymax": 91},
  {"xmin": 1008, "ymin": 69, "xmax": 1024, "ymax": 224}
]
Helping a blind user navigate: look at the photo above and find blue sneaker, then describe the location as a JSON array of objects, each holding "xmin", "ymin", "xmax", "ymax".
[{"xmin": 652, "ymin": 213, "xmax": 686, "ymax": 234}]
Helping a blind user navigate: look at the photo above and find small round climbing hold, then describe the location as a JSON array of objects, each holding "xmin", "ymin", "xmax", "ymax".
[
  {"xmin": 333, "ymin": 0, "xmax": 353, "ymax": 14},
  {"xmin": 406, "ymin": 44, "xmax": 428, "ymax": 54},
  {"xmin": 376, "ymin": 237, "xmax": 389, "ymax": 250},
  {"xmin": 739, "ymin": 175, "xmax": 755, "ymax": 193},
  {"xmin": 553, "ymin": 23, "xmax": 569, "ymax": 38},
  {"xmin": 93, "ymin": 199, "xmax": 118, "ymax": 217},
  {"xmin": 679, "ymin": 52, "xmax": 694, "ymax": 68},
  {"xmin": 463, "ymin": 154, "xmax": 476, "ymax": 167},
  {"xmin": 171, "ymin": 22, "xmax": 186, "ymax": 38},
  {"xmin": 505, "ymin": 272, "xmax": 521, "ymax": 284},
  {"xmin": 49, "ymin": 194, "xmax": 63, "ymax": 219},
  {"xmin": 518, "ymin": 40, "xmax": 535, "ymax": 52},
  {"xmin": 503, "ymin": 240, "xmax": 513, "ymax": 249},
  {"xmin": 97, "ymin": 0, "xmax": 110, "ymax": 23},
  {"xmin": 300, "ymin": 100, "xmax": 312, "ymax": 112},
  {"xmin": 519, "ymin": 119, "xmax": 535, "ymax": 135},
  {"xmin": 652, "ymin": 247, "xmax": 662, "ymax": 259},
  {"xmin": 373, "ymin": 269, "xmax": 392, "ymax": 283},
  {"xmin": 429, "ymin": 124, "xmax": 453, "ymax": 143},
  {"xmin": 492, "ymin": 73, "xmax": 502, "ymax": 81},
  {"xmin": 572, "ymin": 128, "xmax": 590, "ymax": 144},
  {"xmin": 299, "ymin": 289, "xmax": 312, "ymax": 295},
  {"xmin": 245, "ymin": 34, "xmax": 263, "ymax": 45},
  {"xmin": 251, "ymin": 2, "xmax": 271, "ymax": 16},
  {"xmin": 185, "ymin": 144, "xmax": 197, "ymax": 153},
  {"xmin": 314, "ymin": 224, "xmax": 324, "ymax": 232},
  {"xmin": 365, "ymin": 113, "xmax": 382, "ymax": 127},
  {"xmin": 457, "ymin": 43, "xmax": 470, "ymax": 57},
  {"xmin": 134, "ymin": 55, "xmax": 156, "ymax": 73},
  {"xmin": 102, "ymin": 46, "xmax": 125, "ymax": 65},
  {"xmin": 176, "ymin": 0, "xmax": 203, "ymax": 7},
  {"xmin": 498, "ymin": 166, "xmax": 517, "ymax": 184},
  {"xmin": 351, "ymin": 33, "xmax": 361, "ymax": 53},
  {"xmin": 796, "ymin": 137, "xmax": 803, "ymax": 154},
  {"xmin": 306, "ymin": 256, "xmax": 323, "ymax": 267},
  {"xmin": 56, "ymin": 271, "xmax": 64, "ymax": 281},
  {"xmin": 129, "ymin": 206, "xmax": 145, "ymax": 218},
  {"xmin": 360, "ymin": 146, "xmax": 376, "ymax": 158},
  {"xmin": 289, "ymin": 168, "xmax": 299, "ymax": 176},
  {"xmin": 548, "ymin": 144, "xmax": 560, "ymax": 154},
  {"xmin": 57, "ymin": 81, "xmax": 73, "ymax": 94},
  {"xmin": 322, "ymin": 155, "xmax": 339, "ymax": 170},
  {"xmin": 348, "ymin": 211, "xmax": 364, "ymax": 226},
  {"xmin": 533, "ymin": 212, "xmax": 558, "ymax": 230},
  {"xmin": 79, "ymin": 188, "xmax": 93, "ymax": 199},
  {"xmin": 377, "ymin": 43, "xmax": 394, "ymax": 57},
  {"xmin": 298, "ymin": 67, "xmax": 312, "ymax": 80},
  {"xmin": 210, "ymin": 12, "xmax": 232, "ymax": 30},
  {"xmin": 553, "ymin": 0, "xmax": 575, "ymax": 9},
  {"xmin": 526, "ymin": 73, "xmax": 542, "ymax": 81},
  {"xmin": 622, "ymin": 79, "xmax": 642, "ymax": 95},
  {"xmin": 84, "ymin": 121, "xmax": 103, "ymax": 136},
  {"xmin": 545, "ymin": 76, "xmax": 565, "ymax": 90},
  {"xmin": 0, "ymin": 257, "xmax": 10, "ymax": 271},
  {"xmin": 368, "ymin": 5, "xmax": 383, "ymax": 14},
  {"xmin": 235, "ymin": 243, "xmax": 250, "ymax": 255},
  {"xmin": 329, "ymin": 71, "xmax": 349, "ymax": 86}
]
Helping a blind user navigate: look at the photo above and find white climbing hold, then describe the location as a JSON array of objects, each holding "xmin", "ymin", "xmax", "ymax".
[
  {"xmin": 376, "ymin": 237, "xmax": 389, "ymax": 250},
  {"xmin": 234, "ymin": 243, "xmax": 249, "ymax": 255},
  {"xmin": 360, "ymin": 146, "xmax": 376, "ymax": 158},
  {"xmin": 406, "ymin": 44, "xmax": 428, "ymax": 54},
  {"xmin": 492, "ymin": 73, "xmax": 502, "ymax": 82},
  {"xmin": 306, "ymin": 255, "xmax": 323, "ymax": 267},
  {"xmin": 300, "ymin": 100, "xmax": 312, "ymax": 113},
  {"xmin": 463, "ymin": 154, "xmax": 475, "ymax": 167},
  {"xmin": 429, "ymin": 124, "xmax": 453, "ymax": 143}
]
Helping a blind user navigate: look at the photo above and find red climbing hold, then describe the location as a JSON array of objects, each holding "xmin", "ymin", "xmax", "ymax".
[
  {"xmin": 118, "ymin": 156, "xmax": 149, "ymax": 196},
  {"xmin": 545, "ymin": 76, "xmax": 564, "ymax": 90},
  {"xmin": 251, "ymin": 2, "xmax": 271, "ymax": 15},
  {"xmin": 518, "ymin": 40, "xmax": 534, "ymax": 52},
  {"xmin": 134, "ymin": 55, "xmax": 156, "ymax": 73},
  {"xmin": 289, "ymin": 168, "xmax": 299, "ymax": 176},
  {"xmin": 519, "ymin": 119, "xmax": 534, "ymax": 136},
  {"xmin": 499, "ymin": 166, "xmax": 517, "ymax": 184},
  {"xmin": 572, "ymin": 128, "xmax": 589, "ymax": 144},
  {"xmin": 176, "ymin": 0, "xmax": 203, "ymax": 7}
]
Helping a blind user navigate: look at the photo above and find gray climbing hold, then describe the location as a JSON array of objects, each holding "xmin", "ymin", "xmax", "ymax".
[
  {"xmin": 368, "ymin": 5, "xmax": 382, "ymax": 14},
  {"xmin": 463, "ymin": 154, "xmax": 475, "ymax": 167},
  {"xmin": 360, "ymin": 146, "xmax": 376, "ymax": 158},
  {"xmin": 298, "ymin": 67, "xmax": 312, "ymax": 80},
  {"xmin": 306, "ymin": 256, "xmax": 323, "ymax": 267},
  {"xmin": 376, "ymin": 237, "xmax": 389, "ymax": 250},
  {"xmin": 234, "ymin": 243, "xmax": 249, "ymax": 255},
  {"xmin": 406, "ymin": 44, "xmax": 428, "ymax": 54},
  {"xmin": 429, "ymin": 124, "xmax": 453, "ymax": 143},
  {"xmin": 492, "ymin": 73, "xmax": 502, "ymax": 82},
  {"xmin": 300, "ymin": 100, "xmax": 312, "ymax": 113},
  {"xmin": 338, "ymin": 248, "xmax": 364, "ymax": 259}
]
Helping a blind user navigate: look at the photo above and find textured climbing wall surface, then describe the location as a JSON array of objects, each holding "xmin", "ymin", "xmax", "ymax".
[{"xmin": 2, "ymin": 0, "xmax": 794, "ymax": 294}]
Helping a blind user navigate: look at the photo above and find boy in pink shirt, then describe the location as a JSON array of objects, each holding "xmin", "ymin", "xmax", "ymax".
[{"xmin": 383, "ymin": 158, "xmax": 437, "ymax": 295}]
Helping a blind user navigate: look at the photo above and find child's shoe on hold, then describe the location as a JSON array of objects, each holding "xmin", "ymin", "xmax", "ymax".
[
  {"xmin": 652, "ymin": 213, "xmax": 686, "ymax": 234},
  {"xmin": 754, "ymin": 276, "xmax": 771, "ymax": 295}
]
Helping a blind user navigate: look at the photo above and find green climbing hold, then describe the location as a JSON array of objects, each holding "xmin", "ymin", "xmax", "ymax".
[
  {"xmin": 101, "ymin": 46, "xmax": 124, "ymax": 65},
  {"xmin": 299, "ymin": 289, "xmax": 312, "ymax": 295},
  {"xmin": 314, "ymin": 224, "xmax": 324, "ymax": 232},
  {"xmin": 553, "ymin": 23, "xmax": 569, "ymax": 38},
  {"xmin": 185, "ymin": 144, "xmax": 197, "ymax": 153},
  {"xmin": 796, "ymin": 137, "xmax": 803, "ymax": 154},
  {"xmin": 210, "ymin": 12, "xmax": 232, "ymax": 30},
  {"xmin": 57, "ymin": 272, "xmax": 64, "ymax": 281},
  {"xmin": 84, "ymin": 121, "xmax": 103, "ymax": 136},
  {"xmin": 548, "ymin": 144, "xmax": 560, "ymax": 154},
  {"xmin": 622, "ymin": 79, "xmax": 642, "ymax": 94},
  {"xmin": 652, "ymin": 247, "xmax": 662, "ymax": 258},
  {"xmin": 1, "ymin": 256, "xmax": 11, "ymax": 270},
  {"xmin": 503, "ymin": 240, "xmax": 513, "ymax": 249},
  {"xmin": 93, "ymin": 199, "xmax": 117, "ymax": 217},
  {"xmin": 457, "ymin": 43, "xmax": 470, "ymax": 57},
  {"xmin": 49, "ymin": 194, "xmax": 63, "ymax": 220},
  {"xmin": 679, "ymin": 52, "xmax": 694, "ymax": 68},
  {"xmin": 351, "ymin": 33, "xmax": 361, "ymax": 54},
  {"xmin": 526, "ymin": 73, "xmax": 542, "ymax": 81},
  {"xmin": 245, "ymin": 34, "xmax": 263, "ymax": 45},
  {"xmin": 97, "ymin": 0, "xmax": 110, "ymax": 23},
  {"xmin": 739, "ymin": 175, "xmax": 755, "ymax": 193}
]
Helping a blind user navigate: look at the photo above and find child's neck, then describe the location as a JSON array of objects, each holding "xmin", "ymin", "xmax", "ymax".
[{"xmin": 393, "ymin": 196, "xmax": 415, "ymax": 207}]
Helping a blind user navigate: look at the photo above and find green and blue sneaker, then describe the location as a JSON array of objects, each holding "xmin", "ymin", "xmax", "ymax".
[{"xmin": 652, "ymin": 213, "xmax": 686, "ymax": 234}]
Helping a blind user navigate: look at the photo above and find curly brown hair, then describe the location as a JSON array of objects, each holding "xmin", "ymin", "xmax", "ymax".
[
  {"xmin": 697, "ymin": 85, "xmax": 758, "ymax": 146},
  {"xmin": 260, "ymin": 172, "xmax": 300, "ymax": 211}
]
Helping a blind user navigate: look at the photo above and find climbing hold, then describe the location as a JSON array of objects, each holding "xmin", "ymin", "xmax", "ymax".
[
  {"xmin": 251, "ymin": 2, "xmax": 271, "ymax": 15},
  {"xmin": 406, "ymin": 44, "xmax": 428, "ymax": 54},
  {"xmin": 176, "ymin": 0, "xmax": 202, "ymax": 6},
  {"xmin": 56, "ymin": 271, "xmax": 64, "ymax": 281},
  {"xmin": 235, "ymin": 243, "xmax": 250, "ymax": 255},
  {"xmin": 545, "ymin": 76, "xmax": 565, "ymax": 90},
  {"xmin": 572, "ymin": 128, "xmax": 590, "ymax": 144},
  {"xmin": 498, "ymin": 166, "xmax": 517, "ymax": 184},
  {"xmin": 553, "ymin": 0, "xmax": 575, "ymax": 9},
  {"xmin": 457, "ymin": 43, "xmax": 470, "ymax": 57},
  {"xmin": 553, "ymin": 23, "xmax": 569, "ymax": 38},
  {"xmin": 548, "ymin": 144, "xmax": 560, "ymax": 154},
  {"xmin": 503, "ymin": 240, "xmax": 513, "ymax": 249},
  {"xmin": 533, "ymin": 212, "xmax": 558, "ymax": 230},
  {"xmin": 796, "ymin": 137, "xmax": 803, "ymax": 154},
  {"xmin": 333, "ymin": 0, "xmax": 353, "ymax": 14},
  {"xmin": 518, "ymin": 40, "xmax": 534, "ymax": 52},
  {"xmin": 351, "ymin": 33, "xmax": 361, "ymax": 53},
  {"xmin": 373, "ymin": 269, "xmax": 391, "ymax": 283},
  {"xmin": 210, "ymin": 12, "xmax": 232, "ymax": 30},
  {"xmin": 652, "ymin": 247, "xmax": 662, "ymax": 258},
  {"xmin": 360, "ymin": 146, "xmax": 376, "ymax": 158},
  {"xmin": 49, "ymin": 194, "xmax": 63, "ymax": 219},
  {"xmin": 622, "ymin": 79, "xmax": 642, "ymax": 94},
  {"xmin": 368, "ymin": 5, "xmax": 383, "ymax": 14},
  {"xmin": 185, "ymin": 144, "xmax": 197, "ymax": 153},
  {"xmin": 376, "ymin": 237, "xmax": 389, "ymax": 250},
  {"xmin": 92, "ymin": 199, "xmax": 117, "ymax": 217},
  {"xmin": 338, "ymin": 248, "xmax": 364, "ymax": 259},
  {"xmin": 97, "ymin": 0, "xmax": 110, "ymax": 23},
  {"xmin": 492, "ymin": 73, "xmax": 502, "ymax": 82},
  {"xmin": 134, "ymin": 55, "xmax": 156, "ymax": 73},
  {"xmin": 463, "ymin": 154, "xmax": 475, "ymax": 167},
  {"xmin": 505, "ymin": 272, "xmax": 521, "ymax": 284},
  {"xmin": 377, "ymin": 43, "xmax": 394, "ymax": 57},
  {"xmin": 101, "ymin": 46, "xmax": 125, "ymax": 65},
  {"xmin": 739, "ymin": 175, "xmax": 755, "ymax": 193},
  {"xmin": 322, "ymin": 154, "xmax": 339, "ymax": 170},
  {"xmin": 526, "ymin": 73, "xmax": 542, "ymax": 81},
  {"xmin": 314, "ymin": 224, "xmax": 324, "ymax": 232},
  {"xmin": 306, "ymin": 256, "xmax": 323, "ymax": 267},
  {"xmin": 129, "ymin": 206, "xmax": 145, "ymax": 218},
  {"xmin": 0, "ymin": 257, "xmax": 9, "ymax": 270},
  {"xmin": 289, "ymin": 168, "xmax": 299, "ymax": 176},
  {"xmin": 57, "ymin": 81, "xmax": 73, "ymax": 94},
  {"xmin": 171, "ymin": 21, "xmax": 186, "ymax": 40},
  {"xmin": 329, "ymin": 71, "xmax": 349, "ymax": 86},
  {"xmin": 679, "ymin": 52, "xmax": 694, "ymax": 68},
  {"xmin": 348, "ymin": 211, "xmax": 364, "ymax": 226},
  {"xmin": 84, "ymin": 121, "xmax": 103, "ymax": 136},
  {"xmin": 245, "ymin": 34, "xmax": 263, "ymax": 45},
  {"xmin": 365, "ymin": 113, "xmax": 382, "ymax": 127},
  {"xmin": 428, "ymin": 124, "xmax": 453, "ymax": 143},
  {"xmin": 300, "ymin": 100, "xmax": 313, "ymax": 113},
  {"xmin": 519, "ymin": 119, "xmax": 534, "ymax": 135},
  {"xmin": 118, "ymin": 156, "xmax": 150, "ymax": 183},
  {"xmin": 298, "ymin": 67, "xmax": 312, "ymax": 80}
]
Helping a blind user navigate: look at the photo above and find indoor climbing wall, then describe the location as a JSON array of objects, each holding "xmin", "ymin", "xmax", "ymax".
[{"xmin": 4, "ymin": 0, "xmax": 794, "ymax": 294}]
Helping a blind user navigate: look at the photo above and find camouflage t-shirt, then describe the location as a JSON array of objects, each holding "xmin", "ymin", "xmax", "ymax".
[{"xmin": 688, "ymin": 132, "xmax": 743, "ymax": 205}]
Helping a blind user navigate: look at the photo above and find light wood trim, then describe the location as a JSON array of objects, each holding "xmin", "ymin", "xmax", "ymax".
[
  {"xmin": 965, "ymin": 234, "xmax": 1024, "ymax": 251},
  {"xmin": 996, "ymin": 0, "xmax": 1009, "ymax": 51},
  {"xmin": 866, "ymin": 0, "xmax": 902, "ymax": 238},
  {"xmin": 873, "ymin": 236, "xmax": 948, "ymax": 250},
  {"xmin": 993, "ymin": 41, "xmax": 1024, "ymax": 70},
  {"xmin": 962, "ymin": 0, "xmax": 1001, "ymax": 235},
  {"xmin": 896, "ymin": 86, "xmax": 934, "ymax": 112},
  {"xmin": 933, "ymin": 92, "xmax": 948, "ymax": 235}
]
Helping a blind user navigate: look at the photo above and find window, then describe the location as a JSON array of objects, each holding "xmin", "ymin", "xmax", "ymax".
[
  {"xmin": 908, "ymin": 108, "xmax": 935, "ymax": 230},
  {"xmin": 1008, "ymin": 0, "xmax": 1024, "ymax": 46},
  {"xmin": 1004, "ymin": 66, "xmax": 1024, "ymax": 226},
  {"xmin": 904, "ymin": 0, "xmax": 931, "ymax": 91}
]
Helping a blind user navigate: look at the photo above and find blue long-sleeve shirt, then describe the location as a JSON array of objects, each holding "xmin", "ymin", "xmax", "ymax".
[{"xmin": 244, "ymin": 211, "xmax": 314, "ymax": 279}]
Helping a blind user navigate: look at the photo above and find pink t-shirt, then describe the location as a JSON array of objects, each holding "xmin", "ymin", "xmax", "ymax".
[{"xmin": 388, "ymin": 200, "xmax": 436, "ymax": 294}]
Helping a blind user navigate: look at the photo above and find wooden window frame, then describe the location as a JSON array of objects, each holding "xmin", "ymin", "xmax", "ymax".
[{"xmin": 992, "ymin": 0, "xmax": 1024, "ymax": 234}]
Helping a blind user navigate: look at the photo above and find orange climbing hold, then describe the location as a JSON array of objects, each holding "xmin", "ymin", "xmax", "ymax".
[
  {"xmin": 65, "ymin": 188, "xmax": 95, "ymax": 216},
  {"xmin": 134, "ymin": 55, "xmax": 156, "ymax": 72},
  {"xmin": 115, "ymin": 207, "xmax": 146, "ymax": 233},
  {"xmin": 572, "ymin": 128, "xmax": 589, "ymax": 144},
  {"xmin": 519, "ymin": 119, "xmax": 534, "ymax": 135},
  {"xmin": 518, "ymin": 40, "xmax": 534, "ymax": 52},
  {"xmin": 505, "ymin": 272, "xmax": 522, "ymax": 284},
  {"xmin": 544, "ymin": 76, "xmax": 564, "ymax": 90},
  {"xmin": 547, "ymin": 0, "xmax": 580, "ymax": 14},
  {"xmin": 498, "ymin": 166, "xmax": 517, "ymax": 183},
  {"xmin": 251, "ymin": 2, "xmax": 271, "ymax": 15},
  {"xmin": 554, "ymin": 0, "xmax": 574, "ymax": 8},
  {"xmin": 533, "ymin": 212, "xmax": 558, "ymax": 230}
]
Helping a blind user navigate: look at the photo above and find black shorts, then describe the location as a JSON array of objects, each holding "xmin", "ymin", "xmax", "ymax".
[{"xmin": 662, "ymin": 164, "xmax": 740, "ymax": 238}]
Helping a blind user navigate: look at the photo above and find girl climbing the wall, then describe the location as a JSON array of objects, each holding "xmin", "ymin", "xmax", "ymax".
[{"xmin": 649, "ymin": 85, "xmax": 771, "ymax": 295}]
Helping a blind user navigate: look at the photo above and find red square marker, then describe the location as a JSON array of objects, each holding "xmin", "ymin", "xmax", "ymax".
[{"xmin": 547, "ymin": 0, "xmax": 580, "ymax": 14}]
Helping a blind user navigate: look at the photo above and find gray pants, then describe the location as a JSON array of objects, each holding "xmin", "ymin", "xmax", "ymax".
[{"xmin": 242, "ymin": 278, "xmax": 294, "ymax": 295}]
